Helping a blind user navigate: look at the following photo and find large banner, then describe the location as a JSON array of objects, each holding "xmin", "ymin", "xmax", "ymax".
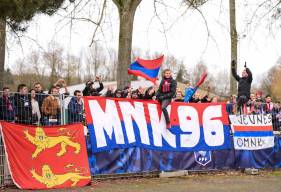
[
  {"xmin": 88, "ymin": 136, "xmax": 281, "ymax": 175},
  {"xmin": 0, "ymin": 122, "xmax": 91, "ymax": 189},
  {"xmin": 84, "ymin": 97, "xmax": 231, "ymax": 152},
  {"xmin": 229, "ymin": 114, "xmax": 274, "ymax": 150}
]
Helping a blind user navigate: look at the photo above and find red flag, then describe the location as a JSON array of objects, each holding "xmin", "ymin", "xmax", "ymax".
[
  {"xmin": 195, "ymin": 72, "xmax": 208, "ymax": 87},
  {"xmin": 0, "ymin": 122, "xmax": 91, "ymax": 189}
]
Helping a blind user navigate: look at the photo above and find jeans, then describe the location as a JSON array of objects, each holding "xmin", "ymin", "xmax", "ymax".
[
  {"xmin": 160, "ymin": 99, "xmax": 171, "ymax": 124},
  {"xmin": 237, "ymin": 95, "xmax": 248, "ymax": 114},
  {"xmin": 42, "ymin": 115, "xmax": 61, "ymax": 126}
]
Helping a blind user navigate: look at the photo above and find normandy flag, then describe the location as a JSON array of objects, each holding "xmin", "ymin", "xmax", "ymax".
[{"xmin": 0, "ymin": 122, "xmax": 91, "ymax": 189}]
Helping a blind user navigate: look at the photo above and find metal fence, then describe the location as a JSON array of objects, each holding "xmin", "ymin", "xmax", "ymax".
[{"xmin": 0, "ymin": 91, "xmax": 281, "ymax": 188}]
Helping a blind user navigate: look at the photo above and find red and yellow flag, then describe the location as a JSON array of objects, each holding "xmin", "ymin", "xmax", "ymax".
[{"xmin": 0, "ymin": 121, "xmax": 91, "ymax": 189}]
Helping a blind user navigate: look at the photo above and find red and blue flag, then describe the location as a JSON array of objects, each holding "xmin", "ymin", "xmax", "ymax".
[{"xmin": 128, "ymin": 55, "xmax": 164, "ymax": 83}]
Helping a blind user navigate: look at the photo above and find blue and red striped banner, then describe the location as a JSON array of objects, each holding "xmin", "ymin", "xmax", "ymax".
[
  {"xmin": 229, "ymin": 114, "xmax": 274, "ymax": 150},
  {"xmin": 84, "ymin": 97, "xmax": 231, "ymax": 152}
]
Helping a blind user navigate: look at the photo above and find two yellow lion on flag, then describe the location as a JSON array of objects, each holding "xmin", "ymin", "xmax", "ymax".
[{"xmin": 24, "ymin": 127, "xmax": 89, "ymax": 188}]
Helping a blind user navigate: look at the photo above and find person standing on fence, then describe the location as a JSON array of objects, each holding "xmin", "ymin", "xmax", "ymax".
[
  {"xmin": 0, "ymin": 87, "xmax": 15, "ymax": 122},
  {"xmin": 68, "ymin": 90, "xmax": 84, "ymax": 124},
  {"xmin": 231, "ymin": 60, "xmax": 253, "ymax": 114},
  {"xmin": 154, "ymin": 69, "xmax": 177, "ymax": 128},
  {"xmin": 41, "ymin": 87, "xmax": 61, "ymax": 125},
  {"xmin": 30, "ymin": 89, "xmax": 41, "ymax": 125},
  {"xmin": 14, "ymin": 84, "xmax": 32, "ymax": 124}
]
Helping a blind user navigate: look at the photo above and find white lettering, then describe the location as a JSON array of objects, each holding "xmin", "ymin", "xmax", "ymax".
[
  {"xmin": 148, "ymin": 104, "xmax": 176, "ymax": 148},
  {"xmin": 119, "ymin": 101, "xmax": 150, "ymax": 145},
  {"xmin": 203, "ymin": 105, "xmax": 225, "ymax": 146},
  {"xmin": 178, "ymin": 106, "xmax": 200, "ymax": 147},
  {"xmin": 89, "ymin": 99, "xmax": 124, "ymax": 148}
]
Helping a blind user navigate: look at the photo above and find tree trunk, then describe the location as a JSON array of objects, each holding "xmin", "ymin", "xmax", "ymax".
[
  {"xmin": 113, "ymin": 0, "xmax": 142, "ymax": 89},
  {"xmin": 0, "ymin": 19, "xmax": 6, "ymax": 90},
  {"xmin": 229, "ymin": 0, "xmax": 238, "ymax": 95}
]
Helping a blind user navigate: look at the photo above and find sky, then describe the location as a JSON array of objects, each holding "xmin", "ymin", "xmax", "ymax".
[{"xmin": 5, "ymin": 0, "xmax": 281, "ymax": 85}]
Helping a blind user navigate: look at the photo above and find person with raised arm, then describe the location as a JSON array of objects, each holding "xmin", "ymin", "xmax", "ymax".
[
  {"xmin": 231, "ymin": 60, "xmax": 253, "ymax": 114},
  {"xmin": 83, "ymin": 76, "xmax": 104, "ymax": 96}
]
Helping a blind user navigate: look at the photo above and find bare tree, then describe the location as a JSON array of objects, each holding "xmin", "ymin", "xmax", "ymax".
[
  {"xmin": 112, "ymin": 0, "xmax": 142, "ymax": 89},
  {"xmin": 65, "ymin": 54, "xmax": 80, "ymax": 85},
  {"xmin": 229, "ymin": 0, "xmax": 238, "ymax": 95},
  {"xmin": 28, "ymin": 51, "xmax": 47, "ymax": 83},
  {"xmin": 0, "ymin": 19, "xmax": 5, "ymax": 90},
  {"xmin": 259, "ymin": 56, "xmax": 281, "ymax": 100},
  {"xmin": 43, "ymin": 43, "xmax": 64, "ymax": 86}
]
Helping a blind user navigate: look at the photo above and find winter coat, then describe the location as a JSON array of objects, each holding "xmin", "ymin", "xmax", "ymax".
[
  {"xmin": 156, "ymin": 77, "xmax": 177, "ymax": 101},
  {"xmin": 41, "ymin": 95, "xmax": 60, "ymax": 116},
  {"xmin": 83, "ymin": 82, "xmax": 104, "ymax": 96},
  {"xmin": 14, "ymin": 93, "xmax": 32, "ymax": 124},
  {"xmin": 67, "ymin": 97, "xmax": 84, "ymax": 123},
  {"xmin": 143, "ymin": 87, "xmax": 156, "ymax": 100},
  {"xmin": 232, "ymin": 67, "xmax": 252, "ymax": 99},
  {"xmin": 0, "ymin": 96, "xmax": 15, "ymax": 121}
]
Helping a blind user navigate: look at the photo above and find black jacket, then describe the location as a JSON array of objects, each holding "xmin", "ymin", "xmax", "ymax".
[
  {"xmin": 156, "ymin": 78, "xmax": 177, "ymax": 100},
  {"xmin": 83, "ymin": 82, "xmax": 104, "ymax": 96},
  {"xmin": 143, "ymin": 87, "xmax": 155, "ymax": 100},
  {"xmin": 0, "ymin": 96, "xmax": 15, "ymax": 121},
  {"xmin": 14, "ymin": 93, "xmax": 32, "ymax": 124},
  {"xmin": 232, "ymin": 67, "xmax": 252, "ymax": 99}
]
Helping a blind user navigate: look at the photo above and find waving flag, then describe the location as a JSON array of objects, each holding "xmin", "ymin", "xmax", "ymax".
[
  {"xmin": 184, "ymin": 72, "xmax": 207, "ymax": 102},
  {"xmin": 128, "ymin": 55, "xmax": 164, "ymax": 83}
]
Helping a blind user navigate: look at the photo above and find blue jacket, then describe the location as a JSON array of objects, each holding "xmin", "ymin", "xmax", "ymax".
[{"xmin": 67, "ymin": 97, "xmax": 83, "ymax": 123}]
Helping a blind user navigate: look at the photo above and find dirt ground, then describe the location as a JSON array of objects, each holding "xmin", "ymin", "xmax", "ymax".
[{"xmin": 4, "ymin": 171, "xmax": 281, "ymax": 192}]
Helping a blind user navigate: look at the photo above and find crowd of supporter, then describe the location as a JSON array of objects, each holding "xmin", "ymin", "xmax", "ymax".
[{"xmin": 0, "ymin": 76, "xmax": 280, "ymax": 130}]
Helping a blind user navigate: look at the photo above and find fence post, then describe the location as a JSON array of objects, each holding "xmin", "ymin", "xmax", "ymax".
[
  {"xmin": 0, "ymin": 135, "xmax": 4, "ymax": 188},
  {"xmin": 60, "ymin": 94, "xmax": 65, "ymax": 125}
]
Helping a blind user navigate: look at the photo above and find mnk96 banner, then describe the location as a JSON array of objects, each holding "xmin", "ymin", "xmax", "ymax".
[
  {"xmin": 84, "ymin": 97, "xmax": 231, "ymax": 152},
  {"xmin": 0, "ymin": 122, "xmax": 91, "ymax": 190},
  {"xmin": 229, "ymin": 114, "xmax": 274, "ymax": 150}
]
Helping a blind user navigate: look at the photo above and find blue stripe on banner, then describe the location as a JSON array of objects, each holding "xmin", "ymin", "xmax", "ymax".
[
  {"xmin": 129, "ymin": 62, "xmax": 160, "ymax": 78},
  {"xmin": 234, "ymin": 131, "xmax": 274, "ymax": 137},
  {"xmin": 87, "ymin": 121, "xmax": 231, "ymax": 153}
]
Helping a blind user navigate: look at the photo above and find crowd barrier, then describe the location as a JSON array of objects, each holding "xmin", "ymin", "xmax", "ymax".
[
  {"xmin": 0, "ymin": 91, "xmax": 281, "ymax": 188},
  {"xmin": 88, "ymin": 135, "xmax": 281, "ymax": 174}
]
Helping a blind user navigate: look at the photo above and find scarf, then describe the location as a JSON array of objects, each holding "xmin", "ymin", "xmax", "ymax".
[
  {"xmin": 2, "ymin": 96, "xmax": 13, "ymax": 111},
  {"xmin": 162, "ymin": 78, "xmax": 172, "ymax": 93}
]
